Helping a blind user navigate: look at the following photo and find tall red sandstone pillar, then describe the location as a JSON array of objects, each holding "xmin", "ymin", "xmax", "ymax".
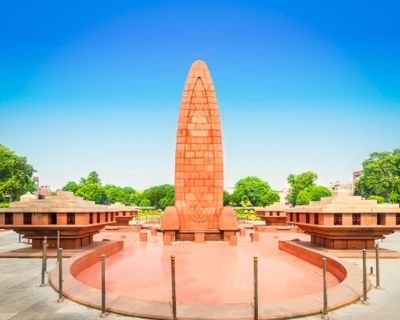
[{"xmin": 161, "ymin": 60, "xmax": 238, "ymax": 241}]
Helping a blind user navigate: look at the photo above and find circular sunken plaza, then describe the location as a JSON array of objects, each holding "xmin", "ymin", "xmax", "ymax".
[{"xmin": 45, "ymin": 229, "xmax": 367, "ymax": 319}]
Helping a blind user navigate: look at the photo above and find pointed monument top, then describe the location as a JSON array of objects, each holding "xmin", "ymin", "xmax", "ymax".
[{"xmin": 191, "ymin": 59, "xmax": 208, "ymax": 68}]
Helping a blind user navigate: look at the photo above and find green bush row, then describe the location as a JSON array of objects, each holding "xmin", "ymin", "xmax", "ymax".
[{"xmin": 234, "ymin": 208, "xmax": 262, "ymax": 221}]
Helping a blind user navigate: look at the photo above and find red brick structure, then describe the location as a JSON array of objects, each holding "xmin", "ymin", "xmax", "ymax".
[
  {"xmin": 161, "ymin": 60, "xmax": 238, "ymax": 241},
  {"xmin": 0, "ymin": 192, "xmax": 134, "ymax": 249},
  {"xmin": 256, "ymin": 203, "xmax": 288, "ymax": 226},
  {"xmin": 108, "ymin": 202, "xmax": 138, "ymax": 226},
  {"xmin": 287, "ymin": 190, "xmax": 400, "ymax": 249}
]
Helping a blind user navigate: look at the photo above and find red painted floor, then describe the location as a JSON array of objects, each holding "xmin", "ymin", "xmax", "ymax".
[{"xmin": 76, "ymin": 231, "xmax": 339, "ymax": 304}]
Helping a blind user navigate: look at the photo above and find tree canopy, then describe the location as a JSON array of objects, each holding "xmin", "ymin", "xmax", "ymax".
[
  {"xmin": 287, "ymin": 171, "xmax": 332, "ymax": 205},
  {"xmin": 367, "ymin": 195, "xmax": 386, "ymax": 204},
  {"xmin": 0, "ymin": 145, "xmax": 36, "ymax": 202},
  {"xmin": 76, "ymin": 182, "xmax": 107, "ymax": 204},
  {"xmin": 355, "ymin": 149, "xmax": 400, "ymax": 203},
  {"xmin": 142, "ymin": 184, "xmax": 175, "ymax": 210},
  {"xmin": 390, "ymin": 178, "xmax": 400, "ymax": 204},
  {"xmin": 223, "ymin": 190, "xmax": 231, "ymax": 206},
  {"xmin": 296, "ymin": 185, "xmax": 332, "ymax": 205},
  {"xmin": 230, "ymin": 176, "xmax": 279, "ymax": 207},
  {"xmin": 61, "ymin": 172, "xmax": 174, "ymax": 208},
  {"xmin": 62, "ymin": 171, "xmax": 137, "ymax": 205}
]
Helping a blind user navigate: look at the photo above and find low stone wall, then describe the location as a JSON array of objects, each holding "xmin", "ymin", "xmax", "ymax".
[
  {"xmin": 49, "ymin": 239, "xmax": 366, "ymax": 320},
  {"xmin": 277, "ymin": 240, "xmax": 367, "ymax": 315},
  {"xmin": 70, "ymin": 240, "xmax": 123, "ymax": 277},
  {"xmin": 279, "ymin": 240, "xmax": 347, "ymax": 281}
]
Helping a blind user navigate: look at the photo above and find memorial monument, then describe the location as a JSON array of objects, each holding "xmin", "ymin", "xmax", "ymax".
[{"xmin": 161, "ymin": 60, "xmax": 238, "ymax": 241}]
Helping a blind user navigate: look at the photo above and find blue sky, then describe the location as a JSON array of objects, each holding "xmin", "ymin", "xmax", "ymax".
[{"xmin": 1, "ymin": 0, "xmax": 399, "ymax": 191}]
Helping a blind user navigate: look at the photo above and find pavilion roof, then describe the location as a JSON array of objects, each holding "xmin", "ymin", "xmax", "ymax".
[
  {"xmin": 107, "ymin": 202, "xmax": 138, "ymax": 212},
  {"xmin": 287, "ymin": 191, "xmax": 400, "ymax": 214},
  {"xmin": 0, "ymin": 191, "xmax": 123, "ymax": 213}
]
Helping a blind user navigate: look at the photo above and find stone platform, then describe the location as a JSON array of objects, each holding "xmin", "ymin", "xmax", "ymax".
[
  {"xmin": 2, "ymin": 230, "xmax": 400, "ymax": 319},
  {"xmin": 48, "ymin": 231, "xmax": 366, "ymax": 319}
]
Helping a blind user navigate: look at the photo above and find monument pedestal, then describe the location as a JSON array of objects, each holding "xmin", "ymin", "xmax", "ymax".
[{"xmin": 161, "ymin": 206, "xmax": 238, "ymax": 242}]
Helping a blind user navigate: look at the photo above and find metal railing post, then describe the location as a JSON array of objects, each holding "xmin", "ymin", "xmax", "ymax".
[
  {"xmin": 322, "ymin": 258, "xmax": 328, "ymax": 319},
  {"xmin": 100, "ymin": 254, "xmax": 107, "ymax": 317},
  {"xmin": 44, "ymin": 236, "xmax": 48, "ymax": 272},
  {"xmin": 254, "ymin": 256, "xmax": 258, "ymax": 320},
  {"xmin": 375, "ymin": 243, "xmax": 380, "ymax": 288},
  {"xmin": 57, "ymin": 230, "xmax": 60, "ymax": 262},
  {"xmin": 40, "ymin": 237, "xmax": 47, "ymax": 286},
  {"xmin": 171, "ymin": 255, "xmax": 177, "ymax": 320},
  {"xmin": 58, "ymin": 248, "xmax": 64, "ymax": 302},
  {"xmin": 362, "ymin": 249, "xmax": 368, "ymax": 303}
]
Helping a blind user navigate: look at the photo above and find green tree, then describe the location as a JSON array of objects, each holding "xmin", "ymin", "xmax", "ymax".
[
  {"xmin": 296, "ymin": 185, "xmax": 332, "ymax": 205},
  {"xmin": 76, "ymin": 183, "xmax": 107, "ymax": 204},
  {"xmin": 0, "ymin": 145, "xmax": 36, "ymax": 202},
  {"xmin": 287, "ymin": 171, "xmax": 318, "ymax": 205},
  {"xmin": 231, "ymin": 176, "xmax": 279, "ymax": 207},
  {"xmin": 142, "ymin": 184, "xmax": 175, "ymax": 209},
  {"xmin": 139, "ymin": 198, "xmax": 151, "ymax": 207},
  {"xmin": 389, "ymin": 178, "xmax": 400, "ymax": 204},
  {"xmin": 103, "ymin": 184, "xmax": 137, "ymax": 205},
  {"xmin": 62, "ymin": 181, "xmax": 80, "ymax": 193},
  {"xmin": 129, "ymin": 192, "xmax": 143, "ymax": 206},
  {"xmin": 355, "ymin": 149, "xmax": 400, "ymax": 202},
  {"xmin": 63, "ymin": 171, "xmax": 106, "ymax": 204},
  {"xmin": 223, "ymin": 190, "xmax": 231, "ymax": 206},
  {"xmin": 80, "ymin": 171, "xmax": 101, "ymax": 185},
  {"xmin": 367, "ymin": 195, "xmax": 386, "ymax": 204}
]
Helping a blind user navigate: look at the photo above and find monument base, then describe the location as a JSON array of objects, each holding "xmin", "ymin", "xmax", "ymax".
[
  {"xmin": 161, "ymin": 206, "xmax": 239, "ymax": 242},
  {"xmin": 163, "ymin": 230, "xmax": 237, "ymax": 242}
]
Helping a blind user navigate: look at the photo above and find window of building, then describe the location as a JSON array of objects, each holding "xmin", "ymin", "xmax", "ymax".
[
  {"xmin": 111, "ymin": 212, "xmax": 114, "ymax": 221},
  {"xmin": 97, "ymin": 212, "xmax": 100, "ymax": 223},
  {"xmin": 314, "ymin": 213, "xmax": 319, "ymax": 225},
  {"xmin": 23, "ymin": 212, "xmax": 32, "ymax": 225},
  {"xmin": 48, "ymin": 212, "xmax": 57, "ymax": 225},
  {"xmin": 396, "ymin": 213, "xmax": 400, "ymax": 225},
  {"xmin": 296, "ymin": 213, "xmax": 299, "ymax": 223},
  {"xmin": 67, "ymin": 212, "xmax": 75, "ymax": 225},
  {"xmin": 352, "ymin": 213, "xmax": 361, "ymax": 225},
  {"xmin": 269, "ymin": 212, "xmax": 272, "ymax": 216},
  {"xmin": 106, "ymin": 212, "xmax": 109, "ymax": 222},
  {"xmin": 123, "ymin": 212, "xmax": 126, "ymax": 216},
  {"xmin": 5, "ymin": 213, "xmax": 13, "ymax": 225},
  {"xmin": 277, "ymin": 212, "xmax": 280, "ymax": 216},
  {"xmin": 89, "ymin": 212, "xmax": 93, "ymax": 224},
  {"xmin": 377, "ymin": 213, "xmax": 385, "ymax": 225},
  {"xmin": 334, "ymin": 213, "xmax": 342, "ymax": 225},
  {"xmin": 290, "ymin": 212, "xmax": 293, "ymax": 222},
  {"xmin": 306, "ymin": 213, "xmax": 310, "ymax": 224}
]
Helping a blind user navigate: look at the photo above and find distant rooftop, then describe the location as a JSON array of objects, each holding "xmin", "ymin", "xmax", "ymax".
[
  {"xmin": 288, "ymin": 190, "xmax": 400, "ymax": 213},
  {"xmin": 0, "ymin": 191, "xmax": 135, "ymax": 213}
]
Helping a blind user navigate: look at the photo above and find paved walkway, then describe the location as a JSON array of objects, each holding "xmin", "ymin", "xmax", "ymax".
[
  {"xmin": 0, "ymin": 231, "xmax": 139, "ymax": 320},
  {"xmin": 0, "ymin": 230, "xmax": 399, "ymax": 319},
  {"xmin": 305, "ymin": 232, "xmax": 400, "ymax": 320}
]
